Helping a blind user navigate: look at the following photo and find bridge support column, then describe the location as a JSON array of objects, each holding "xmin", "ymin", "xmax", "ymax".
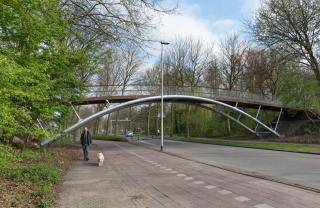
[
  {"xmin": 70, "ymin": 102, "xmax": 82, "ymax": 121},
  {"xmin": 274, "ymin": 108, "xmax": 283, "ymax": 131},
  {"xmin": 254, "ymin": 105, "xmax": 262, "ymax": 132}
]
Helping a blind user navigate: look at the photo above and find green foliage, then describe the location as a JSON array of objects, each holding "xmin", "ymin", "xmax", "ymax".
[
  {"xmin": 280, "ymin": 75, "xmax": 320, "ymax": 111},
  {"xmin": 92, "ymin": 134, "xmax": 128, "ymax": 142},
  {"xmin": 34, "ymin": 183, "xmax": 52, "ymax": 197},
  {"xmin": 19, "ymin": 149, "xmax": 57, "ymax": 160},
  {"xmin": 8, "ymin": 164, "xmax": 59, "ymax": 183},
  {"xmin": 172, "ymin": 138, "xmax": 320, "ymax": 154},
  {"xmin": 37, "ymin": 196, "xmax": 55, "ymax": 208},
  {"xmin": 0, "ymin": 0, "xmax": 88, "ymax": 142},
  {"xmin": 0, "ymin": 144, "xmax": 20, "ymax": 167}
]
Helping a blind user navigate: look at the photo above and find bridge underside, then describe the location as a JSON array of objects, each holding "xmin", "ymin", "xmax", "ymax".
[
  {"xmin": 74, "ymin": 95, "xmax": 295, "ymax": 111},
  {"xmin": 66, "ymin": 95, "xmax": 295, "ymax": 138}
]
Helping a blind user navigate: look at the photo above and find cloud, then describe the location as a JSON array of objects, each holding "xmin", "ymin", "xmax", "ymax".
[{"xmin": 153, "ymin": 3, "xmax": 242, "ymax": 45}]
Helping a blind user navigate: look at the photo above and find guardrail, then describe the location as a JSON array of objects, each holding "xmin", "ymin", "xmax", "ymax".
[{"xmin": 85, "ymin": 85, "xmax": 282, "ymax": 105}]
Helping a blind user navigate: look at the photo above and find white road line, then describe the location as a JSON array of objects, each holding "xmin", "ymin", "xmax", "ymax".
[
  {"xmin": 254, "ymin": 204, "xmax": 274, "ymax": 208},
  {"xmin": 170, "ymin": 171, "xmax": 178, "ymax": 174},
  {"xmin": 160, "ymin": 166, "xmax": 166, "ymax": 169},
  {"xmin": 218, "ymin": 190, "xmax": 232, "ymax": 195},
  {"xmin": 140, "ymin": 140, "xmax": 157, "ymax": 146},
  {"xmin": 235, "ymin": 196, "xmax": 250, "ymax": 202},
  {"xmin": 204, "ymin": 185, "xmax": 216, "ymax": 189},
  {"xmin": 165, "ymin": 168, "xmax": 172, "ymax": 171},
  {"xmin": 177, "ymin": 174, "xmax": 186, "ymax": 177},
  {"xmin": 193, "ymin": 181, "xmax": 204, "ymax": 185},
  {"xmin": 184, "ymin": 177, "xmax": 194, "ymax": 181}
]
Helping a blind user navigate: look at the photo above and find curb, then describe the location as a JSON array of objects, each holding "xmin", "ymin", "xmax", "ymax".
[{"xmin": 130, "ymin": 140, "xmax": 320, "ymax": 194}]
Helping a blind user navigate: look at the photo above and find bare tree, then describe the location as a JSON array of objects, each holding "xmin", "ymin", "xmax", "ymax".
[
  {"xmin": 204, "ymin": 57, "xmax": 222, "ymax": 89},
  {"xmin": 164, "ymin": 37, "xmax": 212, "ymax": 137},
  {"xmin": 244, "ymin": 47, "xmax": 291, "ymax": 97},
  {"xmin": 166, "ymin": 37, "xmax": 212, "ymax": 92},
  {"xmin": 62, "ymin": 0, "xmax": 174, "ymax": 48},
  {"xmin": 249, "ymin": 0, "xmax": 320, "ymax": 85},
  {"xmin": 220, "ymin": 34, "xmax": 247, "ymax": 91},
  {"xmin": 116, "ymin": 45, "xmax": 142, "ymax": 95}
]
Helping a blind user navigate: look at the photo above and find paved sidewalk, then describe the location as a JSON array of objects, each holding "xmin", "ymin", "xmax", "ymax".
[{"xmin": 57, "ymin": 140, "xmax": 320, "ymax": 208}]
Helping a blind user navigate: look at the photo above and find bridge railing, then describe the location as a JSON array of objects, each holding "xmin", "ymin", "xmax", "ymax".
[{"xmin": 86, "ymin": 85, "xmax": 282, "ymax": 105}]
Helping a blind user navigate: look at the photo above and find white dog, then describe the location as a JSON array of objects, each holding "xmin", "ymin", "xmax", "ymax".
[{"xmin": 97, "ymin": 152, "xmax": 104, "ymax": 167}]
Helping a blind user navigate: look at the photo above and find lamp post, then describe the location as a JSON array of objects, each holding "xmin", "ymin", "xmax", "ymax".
[{"xmin": 160, "ymin": 41, "xmax": 170, "ymax": 151}]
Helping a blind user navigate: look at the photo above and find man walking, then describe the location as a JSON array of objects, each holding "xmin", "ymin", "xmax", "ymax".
[{"xmin": 80, "ymin": 127, "xmax": 91, "ymax": 161}]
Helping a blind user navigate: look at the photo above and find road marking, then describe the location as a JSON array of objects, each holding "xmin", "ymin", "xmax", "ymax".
[
  {"xmin": 160, "ymin": 166, "xmax": 166, "ymax": 169},
  {"xmin": 254, "ymin": 204, "xmax": 274, "ymax": 208},
  {"xmin": 204, "ymin": 185, "xmax": 216, "ymax": 189},
  {"xmin": 140, "ymin": 140, "xmax": 157, "ymax": 146},
  {"xmin": 235, "ymin": 196, "xmax": 250, "ymax": 202},
  {"xmin": 218, "ymin": 190, "xmax": 232, "ymax": 195},
  {"xmin": 177, "ymin": 174, "xmax": 186, "ymax": 177},
  {"xmin": 184, "ymin": 177, "xmax": 194, "ymax": 181},
  {"xmin": 193, "ymin": 181, "xmax": 204, "ymax": 185},
  {"xmin": 170, "ymin": 171, "xmax": 178, "ymax": 174},
  {"xmin": 165, "ymin": 168, "xmax": 172, "ymax": 171}
]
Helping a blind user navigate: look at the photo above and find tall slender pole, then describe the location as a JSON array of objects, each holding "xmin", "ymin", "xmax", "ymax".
[
  {"xmin": 160, "ymin": 43, "xmax": 164, "ymax": 151},
  {"xmin": 160, "ymin": 41, "xmax": 169, "ymax": 151}
]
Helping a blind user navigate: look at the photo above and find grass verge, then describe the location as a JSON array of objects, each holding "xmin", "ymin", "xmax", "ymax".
[
  {"xmin": 0, "ymin": 144, "xmax": 79, "ymax": 207},
  {"xmin": 170, "ymin": 138, "xmax": 320, "ymax": 154},
  {"xmin": 92, "ymin": 134, "xmax": 128, "ymax": 142}
]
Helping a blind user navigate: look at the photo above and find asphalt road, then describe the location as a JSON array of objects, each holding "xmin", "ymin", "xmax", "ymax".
[
  {"xmin": 58, "ymin": 140, "xmax": 320, "ymax": 208},
  {"xmin": 137, "ymin": 138, "xmax": 320, "ymax": 190}
]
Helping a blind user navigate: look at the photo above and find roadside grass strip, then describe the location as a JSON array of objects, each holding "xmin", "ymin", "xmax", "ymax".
[{"xmin": 171, "ymin": 138, "xmax": 320, "ymax": 154}]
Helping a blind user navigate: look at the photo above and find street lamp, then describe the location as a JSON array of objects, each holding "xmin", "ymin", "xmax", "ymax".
[{"xmin": 160, "ymin": 41, "xmax": 170, "ymax": 151}]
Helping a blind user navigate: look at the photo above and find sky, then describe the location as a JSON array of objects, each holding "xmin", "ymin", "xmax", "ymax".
[
  {"xmin": 155, "ymin": 0, "xmax": 261, "ymax": 43},
  {"xmin": 143, "ymin": 0, "xmax": 261, "ymax": 69}
]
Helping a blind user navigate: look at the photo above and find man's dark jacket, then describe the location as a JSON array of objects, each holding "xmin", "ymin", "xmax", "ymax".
[{"xmin": 80, "ymin": 130, "xmax": 92, "ymax": 146}]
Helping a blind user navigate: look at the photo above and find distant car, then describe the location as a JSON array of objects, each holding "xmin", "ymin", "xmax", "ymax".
[{"xmin": 126, "ymin": 130, "xmax": 133, "ymax": 137}]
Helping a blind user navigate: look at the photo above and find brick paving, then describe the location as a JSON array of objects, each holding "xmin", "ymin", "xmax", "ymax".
[{"xmin": 57, "ymin": 140, "xmax": 320, "ymax": 208}]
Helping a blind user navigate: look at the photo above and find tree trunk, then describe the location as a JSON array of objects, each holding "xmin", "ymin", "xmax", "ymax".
[
  {"xmin": 115, "ymin": 111, "xmax": 119, "ymax": 135},
  {"xmin": 106, "ymin": 114, "xmax": 110, "ymax": 134},
  {"xmin": 147, "ymin": 104, "xmax": 151, "ymax": 136},
  {"xmin": 129, "ymin": 107, "xmax": 132, "ymax": 130},
  {"xmin": 185, "ymin": 104, "xmax": 190, "ymax": 138},
  {"xmin": 170, "ymin": 103, "xmax": 174, "ymax": 137},
  {"xmin": 227, "ymin": 118, "xmax": 231, "ymax": 135}
]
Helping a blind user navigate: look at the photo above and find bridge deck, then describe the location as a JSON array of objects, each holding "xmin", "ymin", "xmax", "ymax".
[{"xmin": 74, "ymin": 95, "xmax": 293, "ymax": 111}]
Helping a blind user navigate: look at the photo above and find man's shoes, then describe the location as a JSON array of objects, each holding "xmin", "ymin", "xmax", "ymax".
[{"xmin": 86, "ymin": 158, "xmax": 89, "ymax": 161}]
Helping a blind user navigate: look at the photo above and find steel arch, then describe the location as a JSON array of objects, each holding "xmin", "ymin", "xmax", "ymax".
[{"xmin": 64, "ymin": 95, "xmax": 281, "ymax": 137}]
